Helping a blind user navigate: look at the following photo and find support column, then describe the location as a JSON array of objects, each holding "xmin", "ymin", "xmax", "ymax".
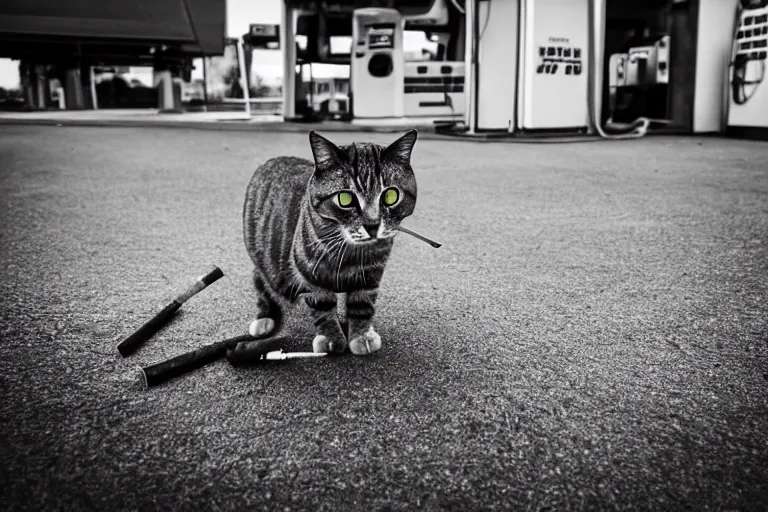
[
  {"xmin": 243, "ymin": 42, "xmax": 254, "ymax": 91},
  {"xmin": 668, "ymin": 0, "xmax": 699, "ymax": 132},
  {"xmin": 281, "ymin": 0, "xmax": 297, "ymax": 120},
  {"xmin": 464, "ymin": 0, "xmax": 477, "ymax": 133},
  {"xmin": 588, "ymin": 0, "xmax": 607, "ymax": 134},
  {"xmin": 201, "ymin": 56, "xmax": 210, "ymax": 111},
  {"xmin": 155, "ymin": 69, "xmax": 174, "ymax": 112},
  {"xmin": 34, "ymin": 65, "xmax": 50, "ymax": 109},
  {"xmin": 154, "ymin": 64, "xmax": 184, "ymax": 113},
  {"xmin": 237, "ymin": 40, "xmax": 252, "ymax": 119},
  {"xmin": 80, "ymin": 63, "xmax": 98, "ymax": 110},
  {"xmin": 21, "ymin": 62, "xmax": 47, "ymax": 109},
  {"xmin": 64, "ymin": 67, "xmax": 86, "ymax": 110}
]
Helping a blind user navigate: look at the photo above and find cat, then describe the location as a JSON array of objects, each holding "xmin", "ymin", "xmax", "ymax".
[{"xmin": 243, "ymin": 130, "xmax": 418, "ymax": 355}]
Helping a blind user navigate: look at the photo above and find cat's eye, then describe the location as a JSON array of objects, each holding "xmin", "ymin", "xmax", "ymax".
[
  {"xmin": 382, "ymin": 187, "xmax": 399, "ymax": 207},
  {"xmin": 335, "ymin": 191, "xmax": 354, "ymax": 208}
]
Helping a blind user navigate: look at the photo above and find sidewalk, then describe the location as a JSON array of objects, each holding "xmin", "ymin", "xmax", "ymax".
[
  {"xmin": 0, "ymin": 108, "xmax": 447, "ymax": 134},
  {"xmin": 0, "ymin": 108, "xmax": 712, "ymax": 143}
]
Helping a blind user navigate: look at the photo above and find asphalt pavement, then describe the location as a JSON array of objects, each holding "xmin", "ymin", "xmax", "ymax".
[{"xmin": 0, "ymin": 124, "xmax": 767, "ymax": 511}]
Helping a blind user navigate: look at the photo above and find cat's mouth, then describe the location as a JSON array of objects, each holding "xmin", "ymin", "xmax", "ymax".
[
  {"xmin": 346, "ymin": 233, "xmax": 382, "ymax": 245},
  {"xmin": 344, "ymin": 226, "xmax": 396, "ymax": 244}
]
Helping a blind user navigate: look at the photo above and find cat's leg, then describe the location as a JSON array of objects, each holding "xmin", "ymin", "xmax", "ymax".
[
  {"xmin": 346, "ymin": 289, "xmax": 382, "ymax": 356},
  {"xmin": 305, "ymin": 290, "xmax": 348, "ymax": 354},
  {"xmin": 249, "ymin": 272, "xmax": 281, "ymax": 337}
]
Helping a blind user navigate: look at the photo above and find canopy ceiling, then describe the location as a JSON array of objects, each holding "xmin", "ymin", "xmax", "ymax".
[{"xmin": 0, "ymin": 0, "xmax": 225, "ymax": 56}]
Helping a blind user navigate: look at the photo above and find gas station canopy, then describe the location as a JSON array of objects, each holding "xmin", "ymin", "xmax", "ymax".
[{"xmin": 0, "ymin": 0, "xmax": 226, "ymax": 60}]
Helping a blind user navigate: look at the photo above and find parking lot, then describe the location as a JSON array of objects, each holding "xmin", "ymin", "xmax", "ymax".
[{"xmin": 0, "ymin": 124, "xmax": 766, "ymax": 510}]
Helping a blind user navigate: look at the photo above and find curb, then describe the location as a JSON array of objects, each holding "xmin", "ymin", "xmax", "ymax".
[
  {"xmin": 0, "ymin": 116, "xmax": 690, "ymax": 144},
  {"xmin": 0, "ymin": 117, "xmax": 434, "ymax": 134}
]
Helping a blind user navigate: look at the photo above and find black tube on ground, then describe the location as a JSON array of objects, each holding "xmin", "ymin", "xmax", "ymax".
[
  {"xmin": 117, "ymin": 265, "xmax": 225, "ymax": 357},
  {"xmin": 140, "ymin": 333, "xmax": 255, "ymax": 387},
  {"xmin": 117, "ymin": 301, "xmax": 182, "ymax": 357}
]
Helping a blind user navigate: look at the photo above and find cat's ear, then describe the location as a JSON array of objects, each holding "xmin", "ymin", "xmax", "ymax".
[
  {"xmin": 382, "ymin": 130, "xmax": 418, "ymax": 163},
  {"xmin": 309, "ymin": 131, "xmax": 345, "ymax": 169}
]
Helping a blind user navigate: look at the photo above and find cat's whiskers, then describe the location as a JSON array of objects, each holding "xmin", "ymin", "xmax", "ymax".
[
  {"xmin": 308, "ymin": 236, "xmax": 335, "ymax": 251},
  {"xmin": 308, "ymin": 226, "xmax": 340, "ymax": 248},
  {"xmin": 307, "ymin": 237, "xmax": 326, "ymax": 249}
]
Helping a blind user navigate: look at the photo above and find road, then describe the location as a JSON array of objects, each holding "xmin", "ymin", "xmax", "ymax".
[{"xmin": 0, "ymin": 125, "xmax": 767, "ymax": 511}]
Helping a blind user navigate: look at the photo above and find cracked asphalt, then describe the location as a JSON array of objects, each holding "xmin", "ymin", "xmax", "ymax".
[{"xmin": 0, "ymin": 125, "xmax": 767, "ymax": 511}]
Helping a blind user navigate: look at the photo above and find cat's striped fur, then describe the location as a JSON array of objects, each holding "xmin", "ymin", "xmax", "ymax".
[{"xmin": 243, "ymin": 130, "xmax": 418, "ymax": 355}]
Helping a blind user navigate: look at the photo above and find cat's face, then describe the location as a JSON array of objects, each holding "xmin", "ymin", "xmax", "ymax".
[{"xmin": 307, "ymin": 131, "xmax": 418, "ymax": 245}]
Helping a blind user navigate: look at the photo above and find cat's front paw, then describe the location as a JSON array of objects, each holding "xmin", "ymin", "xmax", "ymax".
[
  {"xmin": 249, "ymin": 318, "xmax": 276, "ymax": 337},
  {"xmin": 349, "ymin": 327, "xmax": 382, "ymax": 356},
  {"xmin": 313, "ymin": 334, "xmax": 348, "ymax": 354}
]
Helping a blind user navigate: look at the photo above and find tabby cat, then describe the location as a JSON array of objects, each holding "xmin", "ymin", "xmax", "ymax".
[{"xmin": 243, "ymin": 130, "xmax": 418, "ymax": 355}]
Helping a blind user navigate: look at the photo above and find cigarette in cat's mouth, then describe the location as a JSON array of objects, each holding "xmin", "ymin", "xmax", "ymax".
[{"xmin": 396, "ymin": 226, "xmax": 442, "ymax": 248}]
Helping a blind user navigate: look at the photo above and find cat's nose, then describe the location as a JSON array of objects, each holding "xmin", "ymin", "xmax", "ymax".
[{"xmin": 363, "ymin": 224, "xmax": 379, "ymax": 238}]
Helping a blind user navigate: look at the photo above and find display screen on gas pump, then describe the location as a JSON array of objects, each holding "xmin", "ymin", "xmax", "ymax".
[{"xmin": 369, "ymin": 28, "xmax": 394, "ymax": 49}]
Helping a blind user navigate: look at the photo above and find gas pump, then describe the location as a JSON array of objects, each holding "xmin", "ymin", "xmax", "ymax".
[
  {"xmin": 607, "ymin": 34, "xmax": 670, "ymax": 122},
  {"xmin": 625, "ymin": 36, "xmax": 670, "ymax": 87},
  {"xmin": 607, "ymin": 53, "xmax": 628, "ymax": 119},
  {"xmin": 350, "ymin": 8, "xmax": 405, "ymax": 119},
  {"xmin": 521, "ymin": 0, "xmax": 592, "ymax": 131},
  {"xmin": 727, "ymin": 1, "xmax": 768, "ymax": 131},
  {"xmin": 460, "ymin": 0, "xmax": 655, "ymax": 138},
  {"xmin": 470, "ymin": 0, "xmax": 593, "ymax": 132},
  {"xmin": 403, "ymin": 61, "xmax": 465, "ymax": 118}
]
